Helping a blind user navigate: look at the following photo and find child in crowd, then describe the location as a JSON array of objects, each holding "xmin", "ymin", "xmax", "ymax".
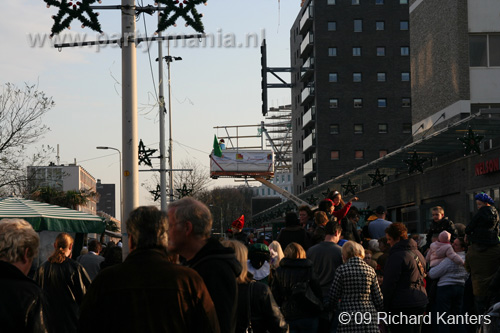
[{"xmin": 426, "ymin": 230, "xmax": 464, "ymax": 267}]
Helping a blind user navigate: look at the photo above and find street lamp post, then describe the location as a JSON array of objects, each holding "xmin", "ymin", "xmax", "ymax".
[
  {"xmin": 96, "ymin": 146, "xmax": 123, "ymax": 224},
  {"xmin": 209, "ymin": 204, "xmax": 223, "ymax": 238},
  {"xmin": 163, "ymin": 47, "xmax": 182, "ymax": 204}
]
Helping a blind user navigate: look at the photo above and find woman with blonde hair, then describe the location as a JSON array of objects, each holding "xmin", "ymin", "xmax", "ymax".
[
  {"xmin": 328, "ymin": 241, "xmax": 383, "ymax": 333},
  {"xmin": 222, "ymin": 240, "xmax": 288, "ymax": 333},
  {"xmin": 35, "ymin": 232, "xmax": 91, "ymax": 333},
  {"xmin": 268, "ymin": 240, "xmax": 284, "ymax": 270},
  {"xmin": 271, "ymin": 242, "xmax": 322, "ymax": 332}
]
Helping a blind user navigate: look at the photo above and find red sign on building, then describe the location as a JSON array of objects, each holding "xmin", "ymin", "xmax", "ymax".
[{"xmin": 475, "ymin": 158, "xmax": 500, "ymax": 176}]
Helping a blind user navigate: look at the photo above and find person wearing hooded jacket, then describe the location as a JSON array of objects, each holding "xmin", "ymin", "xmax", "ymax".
[
  {"xmin": 168, "ymin": 197, "xmax": 242, "ymax": 333},
  {"xmin": 382, "ymin": 223, "xmax": 428, "ymax": 333}
]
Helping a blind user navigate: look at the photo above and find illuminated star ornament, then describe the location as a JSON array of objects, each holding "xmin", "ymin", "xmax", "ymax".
[
  {"xmin": 43, "ymin": 0, "xmax": 103, "ymax": 37},
  {"xmin": 149, "ymin": 184, "xmax": 161, "ymax": 201},
  {"xmin": 368, "ymin": 168, "xmax": 387, "ymax": 187},
  {"xmin": 342, "ymin": 179, "xmax": 358, "ymax": 196},
  {"xmin": 176, "ymin": 183, "xmax": 193, "ymax": 198},
  {"xmin": 155, "ymin": 0, "xmax": 207, "ymax": 34},
  {"xmin": 459, "ymin": 127, "xmax": 484, "ymax": 155},
  {"xmin": 404, "ymin": 151, "xmax": 427, "ymax": 174},
  {"xmin": 138, "ymin": 139, "xmax": 158, "ymax": 167}
]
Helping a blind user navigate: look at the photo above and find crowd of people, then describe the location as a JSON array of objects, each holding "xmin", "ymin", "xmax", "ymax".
[{"xmin": 1, "ymin": 191, "xmax": 499, "ymax": 333}]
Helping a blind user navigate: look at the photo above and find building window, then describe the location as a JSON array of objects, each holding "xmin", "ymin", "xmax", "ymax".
[
  {"xmin": 378, "ymin": 98, "xmax": 387, "ymax": 108},
  {"xmin": 354, "ymin": 124, "xmax": 364, "ymax": 134},
  {"xmin": 377, "ymin": 47, "xmax": 385, "ymax": 56},
  {"xmin": 328, "ymin": 21, "xmax": 337, "ymax": 31},
  {"xmin": 352, "ymin": 0, "xmax": 360, "ymax": 4},
  {"xmin": 470, "ymin": 34, "xmax": 500, "ymax": 67},
  {"xmin": 354, "ymin": 19, "xmax": 363, "ymax": 32},
  {"xmin": 400, "ymin": 21, "xmax": 409, "ymax": 30},
  {"xmin": 353, "ymin": 47, "xmax": 362, "ymax": 56},
  {"xmin": 329, "ymin": 73, "xmax": 338, "ymax": 82},
  {"xmin": 378, "ymin": 123, "xmax": 388, "ymax": 133},
  {"xmin": 355, "ymin": 150, "xmax": 364, "ymax": 159},
  {"xmin": 377, "ymin": 72, "xmax": 386, "ymax": 82},
  {"xmin": 353, "ymin": 73, "xmax": 362, "ymax": 82},
  {"xmin": 329, "ymin": 98, "xmax": 339, "ymax": 108},
  {"xmin": 400, "ymin": 0, "xmax": 408, "ymax": 3},
  {"xmin": 401, "ymin": 46, "xmax": 410, "ymax": 56},
  {"xmin": 376, "ymin": 21, "xmax": 385, "ymax": 31},
  {"xmin": 328, "ymin": 47, "xmax": 337, "ymax": 56},
  {"xmin": 331, "ymin": 151, "xmax": 340, "ymax": 160},
  {"xmin": 402, "ymin": 98, "xmax": 411, "ymax": 107},
  {"xmin": 401, "ymin": 72, "xmax": 410, "ymax": 81},
  {"xmin": 328, "ymin": 0, "xmax": 336, "ymax": 4},
  {"xmin": 376, "ymin": 0, "xmax": 384, "ymax": 4},
  {"xmin": 403, "ymin": 123, "xmax": 412, "ymax": 133},
  {"xmin": 354, "ymin": 98, "xmax": 363, "ymax": 108},
  {"xmin": 379, "ymin": 150, "xmax": 388, "ymax": 157},
  {"xmin": 330, "ymin": 124, "xmax": 339, "ymax": 134}
]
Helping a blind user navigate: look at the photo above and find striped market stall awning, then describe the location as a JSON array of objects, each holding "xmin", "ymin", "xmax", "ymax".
[{"xmin": 0, "ymin": 197, "xmax": 105, "ymax": 233}]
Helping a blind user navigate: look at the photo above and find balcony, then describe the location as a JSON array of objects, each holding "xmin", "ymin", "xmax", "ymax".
[
  {"xmin": 300, "ymin": 31, "xmax": 313, "ymax": 58},
  {"xmin": 299, "ymin": 5, "xmax": 313, "ymax": 34},
  {"xmin": 302, "ymin": 105, "xmax": 315, "ymax": 129},
  {"xmin": 303, "ymin": 132, "xmax": 315, "ymax": 152},
  {"xmin": 303, "ymin": 158, "xmax": 316, "ymax": 176},
  {"xmin": 301, "ymin": 84, "xmax": 314, "ymax": 106},
  {"xmin": 301, "ymin": 56, "xmax": 314, "ymax": 82}
]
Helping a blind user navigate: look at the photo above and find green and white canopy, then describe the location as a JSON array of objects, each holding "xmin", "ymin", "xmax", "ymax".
[{"xmin": 0, "ymin": 197, "xmax": 105, "ymax": 233}]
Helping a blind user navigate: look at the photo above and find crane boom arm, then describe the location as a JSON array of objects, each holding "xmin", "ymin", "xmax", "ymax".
[{"xmin": 254, "ymin": 177, "xmax": 309, "ymax": 208}]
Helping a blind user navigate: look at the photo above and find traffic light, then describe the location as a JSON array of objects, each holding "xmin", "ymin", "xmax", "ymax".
[{"xmin": 261, "ymin": 40, "xmax": 268, "ymax": 116}]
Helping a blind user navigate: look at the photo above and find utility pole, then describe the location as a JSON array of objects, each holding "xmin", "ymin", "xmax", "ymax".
[
  {"xmin": 157, "ymin": 19, "xmax": 167, "ymax": 212},
  {"xmin": 120, "ymin": 0, "xmax": 139, "ymax": 258}
]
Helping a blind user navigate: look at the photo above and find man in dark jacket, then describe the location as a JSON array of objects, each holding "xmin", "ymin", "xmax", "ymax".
[
  {"xmin": 277, "ymin": 212, "xmax": 312, "ymax": 251},
  {"xmin": 168, "ymin": 198, "xmax": 242, "ymax": 333},
  {"xmin": 383, "ymin": 222, "xmax": 428, "ymax": 333},
  {"xmin": 79, "ymin": 206, "xmax": 220, "ymax": 333},
  {"xmin": 424, "ymin": 206, "xmax": 457, "ymax": 252},
  {"xmin": 0, "ymin": 219, "xmax": 50, "ymax": 332},
  {"xmin": 76, "ymin": 239, "xmax": 104, "ymax": 280}
]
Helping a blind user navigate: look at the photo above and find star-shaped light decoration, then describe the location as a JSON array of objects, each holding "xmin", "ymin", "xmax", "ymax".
[
  {"xmin": 368, "ymin": 168, "xmax": 387, "ymax": 187},
  {"xmin": 458, "ymin": 127, "xmax": 484, "ymax": 156},
  {"xmin": 307, "ymin": 194, "xmax": 318, "ymax": 205},
  {"xmin": 321, "ymin": 187, "xmax": 331, "ymax": 198},
  {"xmin": 155, "ymin": 0, "xmax": 206, "ymax": 34},
  {"xmin": 404, "ymin": 151, "xmax": 427, "ymax": 174},
  {"xmin": 149, "ymin": 184, "xmax": 161, "ymax": 202},
  {"xmin": 341, "ymin": 179, "xmax": 358, "ymax": 196},
  {"xmin": 176, "ymin": 183, "xmax": 193, "ymax": 198},
  {"xmin": 44, "ymin": 0, "xmax": 103, "ymax": 37},
  {"xmin": 138, "ymin": 139, "xmax": 157, "ymax": 167}
]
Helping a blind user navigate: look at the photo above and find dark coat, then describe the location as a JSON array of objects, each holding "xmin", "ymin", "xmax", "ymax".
[
  {"xmin": 271, "ymin": 257, "xmax": 322, "ymax": 320},
  {"xmin": 382, "ymin": 238, "xmax": 428, "ymax": 311},
  {"xmin": 0, "ymin": 261, "xmax": 50, "ymax": 333},
  {"xmin": 236, "ymin": 280, "xmax": 288, "ymax": 333},
  {"xmin": 79, "ymin": 248, "xmax": 220, "ymax": 333},
  {"xmin": 424, "ymin": 217, "xmax": 457, "ymax": 251},
  {"xmin": 465, "ymin": 205, "xmax": 500, "ymax": 246},
  {"xmin": 34, "ymin": 257, "xmax": 90, "ymax": 333},
  {"xmin": 277, "ymin": 226, "xmax": 312, "ymax": 251},
  {"xmin": 341, "ymin": 218, "xmax": 362, "ymax": 243},
  {"xmin": 186, "ymin": 237, "xmax": 242, "ymax": 333}
]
